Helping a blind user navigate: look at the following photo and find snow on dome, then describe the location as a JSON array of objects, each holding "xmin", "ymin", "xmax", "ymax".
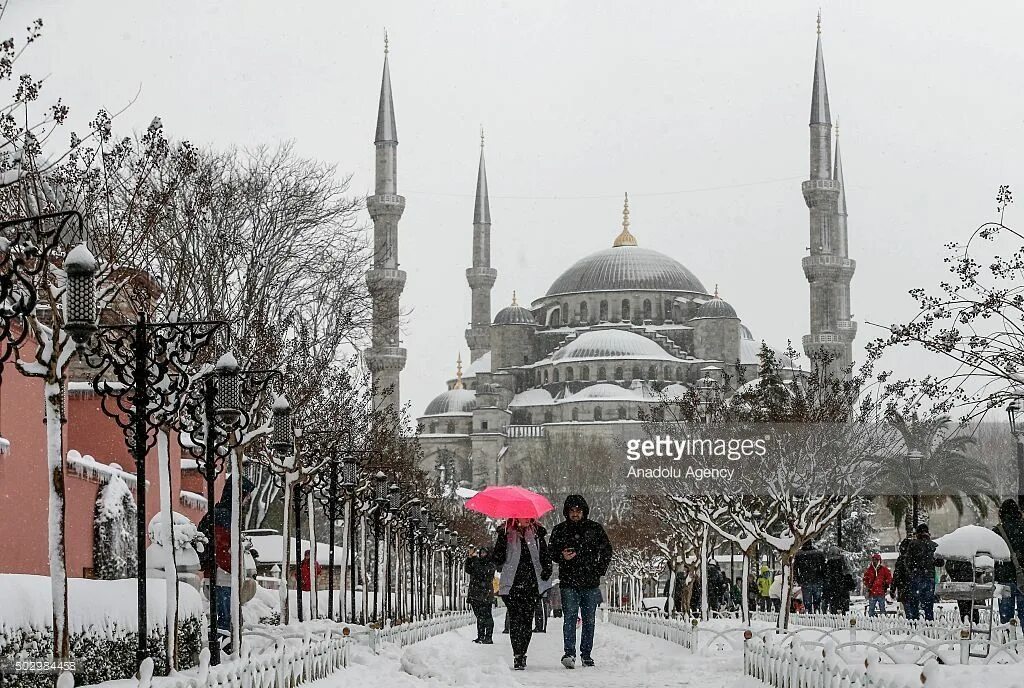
[
  {"xmin": 571, "ymin": 383, "xmax": 640, "ymax": 401},
  {"xmin": 551, "ymin": 329, "xmax": 679, "ymax": 362},
  {"xmin": 934, "ymin": 525, "xmax": 1011, "ymax": 561},
  {"xmin": 494, "ymin": 304, "xmax": 537, "ymax": 326},
  {"xmin": 661, "ymin": 383, "xmax": 690, "ymax": 399},
  {"xmin": 64, "ymin": 243, "xmax": 97, "ymax": 271},
  {"xmin": 509, "ymin": 388, "xmax": 554, "ymax": 407},
  {"xmin": 693, "ymin": 295, "xmax": 737, "ymax": 319},
  {"xmin": 546, "ymin": 245, "xmax": 706, "ymax": 297},
  {"xmin": 423, "ymin": 388, "xmax": 477, "ymax": 415},
  {"xmin": 740, "ymin": 324, "xmax": 754, "ymax": 340}
]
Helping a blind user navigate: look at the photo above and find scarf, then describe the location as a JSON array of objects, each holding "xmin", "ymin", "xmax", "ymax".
[{"xmin": 498, "ymin": 524, "xmax": 549, "ymax": 596}]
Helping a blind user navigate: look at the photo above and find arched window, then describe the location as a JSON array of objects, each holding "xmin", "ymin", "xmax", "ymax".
[
  {"xmin": 621, "ymin": 299, "xmax": 630, "ymax": 322},
  {"xmin": 525, "ymin": 412, "xmax": 533, "ymax": 424},
  {"xmin": 597, "ymin": 366, "xmax": 607, "ymax": 380},
  {"xmin": 643, "ymin": 299, "xmax": 652, "ymax": 320},
  {"xmin": 551, "ymin": 308, "xmax": 561, "ymax": 327},
  {"xmin": 562, "ymin": 302, "xmax": 570, "ymax": 323},
  {"xmin": 579, "ymin": 301, "xmax": 588, "ymax": 323},
  {"xmin": 618, "ymin": 406, "xmax": 628, "ymax": 420},
  {"xmin": 614, "ymin": 366, "xmax": 624, "ymax": 380},
  {"xmin": 594, "ymin": 407, "xmax": 603, "ymax": 421},
  {"xmin": 648, "ymin": 365, "xmax": 657, "ymax": 380},
  {"xmin": 566, "ymin": 367, "xmax": 575, "ymax": 381},
  {"xmin": 599, "ymin": 300, "xmax": 609, "ymax": 321},
  {"xmin": 581, "ymin": 367, "xmax": 590, "ymax": 381},
  {"xmin": 446, "ymin": 421, "xmax": 456, "ymax": 434},
  {"xmin": 665, "ymin": 299, "xmax": 673, "ymax": 319},
  {"xmin": 429, "ymin": 423, "xmax": 437, "ymax": 434},
  {"xmin": 544, "ymin": 410, "xmax": 553, "ymax": 423},
  {"xmin": 665, "ymin": 366, "xmax": 673, "ymax": 380},
  {"xmin": 543, "ymin": 370, "xmax": 549, "ymax": 383},
  {"xmin": 571, "ymin": 408, "xmax": 579, "ymax": 422},
  {"xmin": 676, "ymin": 366, "xmax": 683, "ymax": 380},
  {"xmin": 553, "ymin": 368, "xmax": 560, "ymax": 383},
  {"xmin": 632, "ymin": 365, "xmax": 641, "ymax": 379}
]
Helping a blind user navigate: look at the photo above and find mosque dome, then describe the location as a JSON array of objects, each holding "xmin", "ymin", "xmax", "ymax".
[
  {"xmin": 493, "ymin": 292, "xmax": 537, "ymax": 325},
  {"xmin": 572, "ymin": 383, "xmax": 640, "ymax": 400},
  {"xmin": 544, "ymin": 193, "xmax": 706, "ymax": 297},
  {"xmin": 423, "ymin": 388, "xmax": 477, "ymax": 416},
  {"xmin": 693, "ymin": 293, "xmax": 737, "ymax": 319},
  {"xmin": 550, "ymin": 329, "xmax": 678, "ymax": 362}
]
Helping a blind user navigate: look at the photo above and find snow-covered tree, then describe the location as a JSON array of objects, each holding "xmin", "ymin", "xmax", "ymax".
[{"xmin": 93, "ymin": 474, "xmax": 138, "ymax": 579}]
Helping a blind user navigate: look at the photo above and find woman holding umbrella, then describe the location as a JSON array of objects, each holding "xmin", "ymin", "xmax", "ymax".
[
  {"xmin": 465, "ymin": 486, "xmax": 555, "ymax": 671},
  {"xmin": 492, "ymin": 517, "xmax": 553, "ymax": 670}
]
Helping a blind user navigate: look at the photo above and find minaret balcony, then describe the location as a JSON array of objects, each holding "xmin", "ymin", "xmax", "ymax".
[
  {"xmin": 801, "ymin": 254, "xmax": 856, "ymax": 280},
  {"xmin": 802, "ymin": 332, "xmax": 843, "ymax": 348},
  {"xmin": 364, "ymin": 346, "xmax": 408, "ymax": 371},
  {"xmin": 801, "ymin": 178, "xmax": 841, "ymax": 205},
  {"xmin": 367, "ymin": 193, "xmax": 406, "ymax": 217},
  {"xmin": 466, "ymin": 266, "xmax": 497, "ymax": 289},
  {"xmin": 366, "ymin": 267, "xmax": 407, "ymax": 295}
]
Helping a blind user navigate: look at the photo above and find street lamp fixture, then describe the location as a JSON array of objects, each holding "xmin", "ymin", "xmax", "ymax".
[
  {"xmin": 62, "ymin": 243, "xmax": 98, "ymax": 344},
  {"xmin": 212, "ymin": 352, "xmax": 243, "ymax": 425},
  {"xmin": 389, "ymin": 483, "xmax": 401, "ymax": 511},
  {"xmin": 270, "ymin": 394, "xmax": 293, "ymax": 454},
  {"xmin": 374, "ymin": 471, "xmax": 388, "ymax": 506},
  {"xmin": 341, "ymin": 453, "xmax": 358, "ymax": 489}
]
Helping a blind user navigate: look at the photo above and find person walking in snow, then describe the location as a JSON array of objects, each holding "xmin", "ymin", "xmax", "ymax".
[
  {"xmin": 822, "ymin": 546, "xmax": 853, "ymax": 614},
  {"xmin": 894, "ymin": 523, "xmax": 943, "ymax": 621},
  {"xmin": 198, "ymin": 475, "xmax": 255, "ymax": 633},
  {"xmin": 862, "ymin": 554, "xmax": 892, "ymax": 617},
  {"xmin": 549, "ymin": 494, "xmax": 613, "ymax": 669},
  {"xmin": 492, "ymin": 518, "xmax": 552, "ymax": 671},
  {"xmin": 794, "ymin": 540, "xmax": 826, "ymax": 613},
  {"xmin": 299, "ymin": 550, "xmax": 321, "ymax": 592},
  {"xmin": 993, "ymin": 499, "xmax": 1024, "ymax": 624},
  {"xmin": 757, "ymin": 565, "xmax": 773, "ymax": 611},
  {"xmin": 465, "ymin": 545, "xmax": 496, "ymax": 643}
]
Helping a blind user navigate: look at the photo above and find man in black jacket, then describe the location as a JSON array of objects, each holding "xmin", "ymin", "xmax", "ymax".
[
  {"xmin": 794, "ymin": 540, "xmax": 826, "ymax": 614},
  {"xmin": 549, "ymin": 495, "xmax": 612, "ymax": 669},
  {"xmin": 894, "ymin": 523, "xmax": 943, "ymax": 620}
]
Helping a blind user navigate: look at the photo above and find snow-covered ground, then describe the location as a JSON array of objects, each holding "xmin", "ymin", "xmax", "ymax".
[{"xmin": 309, "ymin": 612, "xmax": 760, "ymax": 688}]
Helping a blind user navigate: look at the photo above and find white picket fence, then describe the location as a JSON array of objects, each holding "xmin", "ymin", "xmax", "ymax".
[
  {"xmin": 606, "ymin": 610, "xmax": 744, "ymax": 654},
  {"xmin": 76, "ymin": 612, "xmax": 476, "ymax": 688}
]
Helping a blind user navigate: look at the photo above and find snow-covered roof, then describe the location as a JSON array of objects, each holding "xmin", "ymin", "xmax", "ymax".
[
  {"xmin": 247, "ymin": 533, "xmax": 345, "ymax": 566},
  {"xmin": 508, "ymin": 388, "xmax": 554, "ymax": 407},
  {"xmin": 934, "ymin": 525, "xmax": 1011, "ymax": 561},
  {"xmin": 467, "ymin": 351, "xmax": 491, "ymax": 376},
  {"xmin": 661, "ymin": 383, "xmax": 689, "ymax": 399},
  {"xmin": 67, "ymin": 449, "xmax": 146, "ymax": 489},
  {"xmin": 179, "ymin": 490, "xmax": 207, "ymax": 510},
  {"xmin": 549, "ymin": 329, "xmax": 681, "ymax": 363},
  {"xmin": 571, "ymin": 383, "xmax": 643, "ymax": 401},
  {"xmin": 180, "ymin": 458, "xmax": 199, "ymax": 471}
]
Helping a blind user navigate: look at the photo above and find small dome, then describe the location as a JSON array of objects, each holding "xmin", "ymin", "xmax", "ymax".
[
  {"xmin": 661, "ymin": 383, "xmax": 689, "ymax": 399},
  {"xmin": 423, "ymin": 388, "xmax": 477, "ymax": 416},
  {"xmin": 740, "ymin": 324, "xmax": 754, "ymax": 340},
  {"xmin": 572, "ymin": 383, "xmax": 638, "ymax": 400},
  {"xmin": 550, "ymin": 329, "xmax": 678, "ymax": 362},
  {"xmin": 508, "ymin": 388, "xmax": 554, "ymax": 407},
  {"xmin": 693, "ymin": 295, "xmax": 737, "ymax": 320},
  {"xmin": 494, "ymin": 304, "xmax": 536, "ymax": 326}
]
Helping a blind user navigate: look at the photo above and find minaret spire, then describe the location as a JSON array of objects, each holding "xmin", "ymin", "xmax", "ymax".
[
  {"xmin": 466, "ymin": 130, "xmax": 497, "ymax": 362},
  {"xmin": 613, "ymin": 192, "xmax": 637, "ymax": 247},
  {"xmin": 364, "ymin": 38, "xmax": 407, "ymax": 414}
]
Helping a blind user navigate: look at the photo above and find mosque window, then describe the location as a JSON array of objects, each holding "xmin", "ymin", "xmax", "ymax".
[
  {"xmin": 543, "ymin": 370, "xmax": 549, "ymax": 383},
  {"xmin": 599, "ymin": 300, "xmax": 609, "ymax": 321},
  {"xmin": 581, "ymin": 367, "xmax": 590, "ymax": 381},
  {"xmin": 446, "ymin": 421, "xmax": 455, "ymax": 434},
  {"xmin": 566, "ymin": 367, "xmax": 575, "ymax": 381},
  {"xmin": 597, "ymin": 366, "xmax": 607, "ymax": 380},
  {"xmin": 621, "ymin": 300, "xmax": 630, "ymax": 321},
  {"xmin": 632, "ymin": 365, "xmax": 641, "ymax": 379},
  {"xmin": 579, "ymin": 301, "xmax": 588, "ymax": 323},
  {"xmin": 594, "ymin": 407, "xmax": 603, "ymax": 421},
  {"xmin": 524, "ymin": 355, "xmax": 530, "ymax": 364},
  {"xmin": 544, "ymin": 410, "xmax": 553, "ymax": 423},
  {"xmin": 562, "ymin": 302, "xmax": 570, "ymax": 323},
  {"xmin": 643, "ymin": 299, "xmax": 652, "ymax": 320},
  {"xmin": 676, "ymin": 366, "xmax": 683, "ymax": 380},
  {"xmin": 820, "ymin": 215, "xmax": 832, "ymax": 253},
  {"xmin": 553, "ymin": 369, "xmax": 560, "ymax": 383},
  {"xmin": 665, "ymin": 299, "xmax": 673, "ymax": 319},
  {"xmin": 429, "ymin": 423, "xmax": 437, "ymax": 434},
  {"xmin": 647, "ymin": 365, "xmax": 656, "ymax": 380},
  {"xmin": 618, "ymin": 406, "xmax": 628, "ymax": 420},
  {"xmin": 571, "ymin": 408, "xmax": 579, "ymax": 422},
  {"xmin": 481, "ymin": 420, "xmax": 489, "ymax": 430},
  {"xmin": 525, "ymin": 412, "xmax": 533, "ymax": 424},
  {"xmin": 665, "ymin": 366, "xmax": 673, "ymax": 380},
  {"xmin": 614, "ymin": 366, "xmax": 623, "ymax": 380}
]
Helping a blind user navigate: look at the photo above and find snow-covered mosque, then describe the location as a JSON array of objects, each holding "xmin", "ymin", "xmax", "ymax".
[{"xmin": 361, "ymin": 24, "xmax": 856, "ymax": 486}]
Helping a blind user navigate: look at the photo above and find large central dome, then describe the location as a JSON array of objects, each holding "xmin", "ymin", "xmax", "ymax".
[{"xmin": 546, "ymin": 245, "xmax": 707, "ymax": 297}]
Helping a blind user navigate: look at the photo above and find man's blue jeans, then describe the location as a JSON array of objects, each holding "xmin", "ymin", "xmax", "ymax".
[
  {"xmin": 904, "ymin": 576, "xmax": 935, "ymax": 621},
  {"xmin": 215, "ymin": 585, "xmax": 232, "ymax": 631},
  {"xmin": 800, "ymin": 583, "xmax": 822, "ymax": 613},
  {"xmin": 561, "ymin": 587, "xmax": 601, "ymax": 658},
  {"xmin": 999, "ymin": 582, "xmax": 1024, "ymax": 623},
  {"xmin": 867, "ymin": 595, "xmax": 886, "ymax": 617}
]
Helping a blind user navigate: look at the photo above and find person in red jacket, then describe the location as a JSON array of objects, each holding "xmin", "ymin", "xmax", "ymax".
[
  {"xmin": 862, "ymin": 553, "xmax": 892, "ymax": 617},
  {"xmin": 299, "ymin": 550, "xmax": 321, "ymax": 592}
]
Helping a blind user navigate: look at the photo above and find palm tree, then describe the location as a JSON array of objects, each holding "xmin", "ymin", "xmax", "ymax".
[{"xmin": 878, "ymin": 413, "xmax": 997, "ymax": 535}]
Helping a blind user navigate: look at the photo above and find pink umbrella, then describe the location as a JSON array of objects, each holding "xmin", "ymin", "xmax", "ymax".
[{"xmin": 464, "ymin": 485, "xmax": 554, "ymax": 519}]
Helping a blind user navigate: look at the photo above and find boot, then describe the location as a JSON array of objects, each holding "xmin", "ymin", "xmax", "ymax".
[{"xmin": 513, "ymin": 655, "xmax": 527, "ymax": 671}]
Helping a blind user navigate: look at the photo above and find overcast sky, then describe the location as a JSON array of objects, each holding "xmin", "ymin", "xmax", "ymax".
[{"xmin": 17, "ymin": 1, "xmax": 1024, "ymax": 418}]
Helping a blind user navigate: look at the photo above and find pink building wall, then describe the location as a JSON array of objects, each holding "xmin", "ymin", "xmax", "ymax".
[{"xmin": 0, "ymin": 343, "xmax": 214, "ymax": 577}]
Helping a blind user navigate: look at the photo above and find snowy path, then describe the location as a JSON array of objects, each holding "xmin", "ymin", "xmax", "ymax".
[{"xmin": 312, "ymin": 613, "xmax": 761, "ymax": 688}]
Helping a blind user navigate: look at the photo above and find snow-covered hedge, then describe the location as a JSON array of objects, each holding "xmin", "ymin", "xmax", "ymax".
[{"xmin": 0, "ymin": 575, "xmax": 205, "ymax": 687}]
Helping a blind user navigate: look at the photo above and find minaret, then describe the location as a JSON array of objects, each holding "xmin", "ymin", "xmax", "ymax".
[
  {"xmin": 801, "ymin": 13, "xmax": 856, "ymax": 372},
  {"xmin": 465, "ymin": 128, "xmax": 497, "ymax": 362},
  {"xmin": 364, "ymin": 33, "xmax": 407, "ymax": 414}
]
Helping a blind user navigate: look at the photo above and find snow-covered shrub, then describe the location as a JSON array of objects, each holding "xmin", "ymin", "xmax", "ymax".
[{"xmin": 92, "ymin": 474, "xmax": 138, "ymax": 579}]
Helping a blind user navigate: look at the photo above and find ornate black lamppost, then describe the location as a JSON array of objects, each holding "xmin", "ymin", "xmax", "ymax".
[
  {"xmin": 386, "ymin": 483, "xmax": 400, "ymax": 621},
  {"xmin": 372, "ymin": 471, "xmax": 388, "ymax": 623},
  {"xmin": 408, "ymin": 498, "xmax": 422, "ymax": 619}
]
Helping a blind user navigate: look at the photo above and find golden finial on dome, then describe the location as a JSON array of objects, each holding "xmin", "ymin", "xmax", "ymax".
[
  {"xmin": 454, "ymin": 353, "xmax": 464, "ymax": 389},
  {"xmin": 714, "ymin": 284, "xmax": 719, "ymax": 298},
  {"xmin": 511, "ymin": 290, "xmax": 517, "ymax": 306},
  {"xmin": 612, "ymin": 191, "xmax": 638, "ymax": 247}
]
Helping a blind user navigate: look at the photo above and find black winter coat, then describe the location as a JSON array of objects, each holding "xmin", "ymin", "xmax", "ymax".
[
  {"xmin": 899, "ymin": 536, "xmax": 943, "ymax": 580},
  {"xmin": 549, "ymin": 495, "xmax": 613, "ymax": 590},
  {"xmin": 464, "ymin": 555, "xmax": 496, "ymax": 604},
  {"xmin": 993, "ymin": 515, "xmax": 1024, "ymax": 585},
  {"xmin": 794, "ymin": 546, "xmax": 826, "ymax": 585}
]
